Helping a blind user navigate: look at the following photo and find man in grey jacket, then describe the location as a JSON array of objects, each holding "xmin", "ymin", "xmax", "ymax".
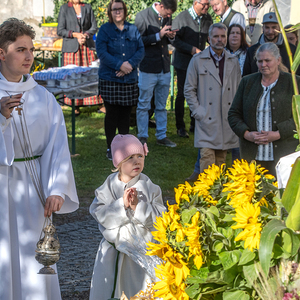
[
  {"xmin": 172, "ymin": 0, "xmax": 213, "ymax": 137},
  {"xmin": 184, "ymin": 23, "xmax": 241, "ymax": 173}
]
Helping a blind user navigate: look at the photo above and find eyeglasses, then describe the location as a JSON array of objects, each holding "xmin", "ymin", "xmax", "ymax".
[
  {"xmin": 112, "ymin": 7, "xmax": 124, "ymax": 13},
  {"xmin": 197, "ymin": 1, "xmax": 209, "ymax": 7}
]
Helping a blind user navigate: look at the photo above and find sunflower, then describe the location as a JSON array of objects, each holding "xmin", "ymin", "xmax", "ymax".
[
  {"xmin": 164, "ymin": 250, "xmax": 190, "ymax": 285},
  {"xmin": 235, "ymin": 224, "xmax": 262, "ymax": 251},
  {"xmin": 193, "ymin": 164, "xmax": 226, "ymax": 205},
  {"xmin": 184, "ymin": 212, "xmax": 203, "ymax": 269},
  {"xmin": 232, "ymin": 202, "xmax": 262, "ymax": 251},
  {"xmin": 223, "ymin": 160, "xmax": 266, "ymax": 208},
  {"xmin": 154, "ymin": 263, "xmax": 189, "ymax": 300},
  {"xmin": 152, "ymin": 210, "xmax": 172, "ymax": 244},
  {"xmin": 174, "ymin": 182, "xmax": 193, "ymax": 205},
  {"xmin": 146, "ymin": 240, "xmax": 173, "ymax": 259}
]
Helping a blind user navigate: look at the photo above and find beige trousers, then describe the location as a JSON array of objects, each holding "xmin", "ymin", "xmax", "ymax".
[{"xmin": 200, "ymin": 148, "xmax": 227, "ymax": 173}]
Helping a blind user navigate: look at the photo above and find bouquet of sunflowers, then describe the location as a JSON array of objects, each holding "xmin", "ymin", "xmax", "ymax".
[{"xmin": 146, "ymin": 159, "xmax": 300, "ymax": 300}]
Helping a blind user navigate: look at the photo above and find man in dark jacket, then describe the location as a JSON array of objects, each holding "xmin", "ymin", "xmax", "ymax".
[
  {"xmin": 243, "ymin": 12, "xmax": 297, "ymax": 76},
  {"xmin": 135, "ymin": 0, "xmax": 178, "ymax": 147},
  {"xmin": 172, "ymin": 0, "xmax": 213, "ymax": 137}
]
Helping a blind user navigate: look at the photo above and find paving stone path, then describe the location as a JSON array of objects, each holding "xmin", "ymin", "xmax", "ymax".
[{"xmin": 56, "ymin": 214, "xmax": 101, "ymax": 299}]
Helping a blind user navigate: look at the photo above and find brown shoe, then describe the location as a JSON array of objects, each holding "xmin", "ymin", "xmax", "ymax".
[{"xmin": 185, "ymin": 172, "xmax": 199, "ymax": 182}]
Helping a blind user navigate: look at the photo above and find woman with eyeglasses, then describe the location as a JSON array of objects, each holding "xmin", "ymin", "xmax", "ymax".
[{"xmin": 96, "ymin": 0, "xmax": 145, "ymax": 160}]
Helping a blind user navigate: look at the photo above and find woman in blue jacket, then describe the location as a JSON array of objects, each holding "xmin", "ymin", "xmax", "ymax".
[{"xmin": 96, "ymin": 0, "xmax": 145, "ymax": 160}]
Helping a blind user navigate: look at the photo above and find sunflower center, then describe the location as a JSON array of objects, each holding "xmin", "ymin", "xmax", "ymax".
[
  {"xmin": 170, "ymin": 283, "xmax": 178, "ymax": 295},
  {"xmin": 248, "ymin": 217, "xmax": 255, "ymax": 224}
]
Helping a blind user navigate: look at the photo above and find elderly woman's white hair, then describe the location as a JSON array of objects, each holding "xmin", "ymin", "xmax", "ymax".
[{"xmin": 255, "ymin": 42, "xmax": 288, "ymax": 73}]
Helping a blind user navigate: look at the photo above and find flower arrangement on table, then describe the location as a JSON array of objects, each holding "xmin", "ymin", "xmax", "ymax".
[{"xmin": 146, "ymin": 159, "xmax": 300, "ymax": 300}]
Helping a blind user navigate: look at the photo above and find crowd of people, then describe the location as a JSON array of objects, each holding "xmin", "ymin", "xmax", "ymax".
[{"xmin": 0, "ymin": 0, "xmax": 299, "ymax": 299}]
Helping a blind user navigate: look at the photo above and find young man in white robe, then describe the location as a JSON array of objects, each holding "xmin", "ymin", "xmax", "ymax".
[{"xmin": 0, "ymin": 18, "xmax": 79, "ymax": 300}]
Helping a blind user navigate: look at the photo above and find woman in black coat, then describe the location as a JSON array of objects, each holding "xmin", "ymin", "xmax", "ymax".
[{"xmin": 228, "ymin": 42, "xmax": 300, "ymax": 176}]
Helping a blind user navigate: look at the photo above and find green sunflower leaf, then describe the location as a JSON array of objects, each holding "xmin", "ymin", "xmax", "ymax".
[
  {"xmin": 223, "ymin": 290, "xmax": 250, "ymax": 300},
  {"xmin": 181, "ymin": 207, "xmax": 198, "ymax": 224},
  {"xmin": 185, "ymin": 283, "xmax": 200, "ymax": 298},
  {"xmin": 218, "ymin": 250, "xmax": 241, "ymax": 270},
  {"xmin": 238, "ymin": 248, "xmax": 256, "ymax": 266}
]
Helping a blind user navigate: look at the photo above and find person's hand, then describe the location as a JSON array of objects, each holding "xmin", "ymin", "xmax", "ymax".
[
  {"xmin": 44, "ymin": 195, "xmax": 64, "ymax": 218},
  {"xmin": 244, "ymin": 130, "xmax": 280, "ymax": 145},
  {"xmin": 165, "ymin": 29, "xmax": 177, "ymax": 39},
  {"xmin": 128, "ymin": 188, "xmax": 138, "ymax": 211},
  {"xmin": 123, "ymin": 189, "xmax": 131, "ymax": 208},
  {"xmin": 83, "ymin": 33, "xmax": 90, "ymax": 40},
  {"xmin": 244, "ymin": 130, "xmax": 262, "ymax": 143},
  {"xmin": 120, "ymin": 61, "xmax": 133, "ymax": 75},
  {"xmin": 0, "ymin": 94, "xmax": 23, "ymax": 119},
  {"xmin": 116, "ymin": 70, "xmax": 126, "ymax": 77},
  {"xmin": 254, "ymin": 130, "xmax": 280, "ymax": 145},
  {"xmin": 160, "ymin": 25, "xmax": 172, "ymax": 38},
  {"xmin": 191, "ymin": 47, "xmax": 201, "ymax": 55},
  {"xmin": 73, "ymin": 32, "xmax": 86, "ymax": 45}
]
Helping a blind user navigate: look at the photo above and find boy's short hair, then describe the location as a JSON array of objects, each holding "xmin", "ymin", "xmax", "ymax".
[
  {"xmin": 0, "ymin": 18, "xmax": 35, "ymax": 52},
  {"xmin": 161, "ymin": 0, "xmax": 177, "ymax": 13}
]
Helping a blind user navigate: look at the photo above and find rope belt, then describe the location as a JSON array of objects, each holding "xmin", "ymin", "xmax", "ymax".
[{"xmin": 14, "ymin": 155, "xmax": 42, "ymax": 162}]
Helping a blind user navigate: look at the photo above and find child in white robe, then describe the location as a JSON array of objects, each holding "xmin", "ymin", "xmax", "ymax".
[{"xmin": 89, "ymin": 134, "xmax": 166, "ymax": 300}]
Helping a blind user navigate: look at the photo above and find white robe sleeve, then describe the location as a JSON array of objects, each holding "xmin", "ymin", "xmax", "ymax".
[
  {"xmin": 39, "ymin": 91, "xmax": 79, "ymax": 213},
  {"xmin": 90, "ymin": 176, "xmax": 129, "ymax": 240},
  {"xmin": 0, "ymin": 113, "xmax": 14, "ymax": 166},
  {"xmin": 133, "ymin": 179, "xmax": 165, "ymax": 231}
]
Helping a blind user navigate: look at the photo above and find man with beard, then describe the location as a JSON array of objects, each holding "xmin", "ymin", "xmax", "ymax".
[
  {"xmin": 232, "ymin": 0, "xmax": 275, "ymax": 45},
  {"xmin": 243, "ymin": 12, "xmax": 297, "ymax": 76},
  {"xmin": 184, "ymin": 23, "xmax": 241, "ymax": 173}
]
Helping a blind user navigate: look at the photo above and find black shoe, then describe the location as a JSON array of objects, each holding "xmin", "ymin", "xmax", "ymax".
[
  {"xmin": 149, "ymin": 119, "xmax": 156, "ymax": 128},
  {"xmin": 177, "ymin": 128, "xmax": 189, "ymax": 138},
  {"xmin": 189, "ymin": 125, "xmax": 195, "ymax": 133},
  {"xmin": 185, "ymin": 172, "xmax": 199, "ymax": 182},
  {"xmin": 157, "ymin": 137, "xmax": 177, "ymax": 147},
  {"xmin": 106, "ymin": 149, "xmax": 112, "ymax": 160},
  {"xmin": 138, "ymin": 137, "xmax": 148, "ymax": 145}
]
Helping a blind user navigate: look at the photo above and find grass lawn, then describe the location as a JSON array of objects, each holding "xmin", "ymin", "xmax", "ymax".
[{"xmin": 63, "ymin": 105, "xmax": 198, "ymax": 208}]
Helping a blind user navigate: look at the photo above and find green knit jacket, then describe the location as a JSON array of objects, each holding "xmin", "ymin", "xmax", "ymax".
[{"xmin": 228, "ymin": 71, "xmax": 300, "ymax": 163}]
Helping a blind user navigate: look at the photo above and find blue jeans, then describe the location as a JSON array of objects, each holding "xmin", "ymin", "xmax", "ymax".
[
  {"xmin": 194, "ymin": 147, "xmax": 240, "ymax": 174},
  {"xmin": 136, "ymin": 71, "xmax": 171, "ymax": 140}
]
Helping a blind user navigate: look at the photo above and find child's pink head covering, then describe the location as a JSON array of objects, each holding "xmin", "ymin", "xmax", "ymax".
[{"xmin": 111, "ymin": 134, "xmax": 149, "ymax": 168}]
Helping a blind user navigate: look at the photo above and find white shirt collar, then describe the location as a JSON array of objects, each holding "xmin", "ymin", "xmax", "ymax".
[
  {"xmin": 209, "ymin": 47, "xmax": 225, "ymax": 61},
  {"xmin": 221, "ymin": 6, "xmax": 231, "ymax": 21},
  {"xmin": 152, "ymin": 2, "xmax": 161, "ymax": 16}
]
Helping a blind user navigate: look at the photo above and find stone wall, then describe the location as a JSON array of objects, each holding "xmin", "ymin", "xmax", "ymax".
[{"xmin": 0, "ymin": 0, "xmax": 55, "ymax": 41}]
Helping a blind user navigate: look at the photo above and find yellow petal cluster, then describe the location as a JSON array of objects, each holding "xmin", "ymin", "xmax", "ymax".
[
  {"xmin": 232, "ymin": 202, "xmax": 262, "ymax": 251},
  {"xmin": 193, "ymin": 164, "xmax": 225, "ymax": 205},
  {"xmin": 154, "ymin": 263, "xmax": 189, "ymax": 300},
  {"xmin": 174, "ymin": 182, "xmax": 193, "ymax": 205},
  {"xmin": 223, "ymin": 160, "xmax": 264, "ymax": 208},
  {"xmin": 184, "ymin": 212, "xmax": 203, "ymax": 269}
]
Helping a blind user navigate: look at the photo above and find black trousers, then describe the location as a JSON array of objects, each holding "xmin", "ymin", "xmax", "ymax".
[
  {"xmin": 104, "ymin": 101, "xmax": 132, "ymax": 149},
  {"xmin": 175, "ymin": 67, "xmax": 195, "ymax": 130}
]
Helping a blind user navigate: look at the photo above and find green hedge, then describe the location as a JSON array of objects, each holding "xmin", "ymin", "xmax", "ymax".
[{"xmin": 53, "ymin": 0, "xmax": 233, "ymax": 27}]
